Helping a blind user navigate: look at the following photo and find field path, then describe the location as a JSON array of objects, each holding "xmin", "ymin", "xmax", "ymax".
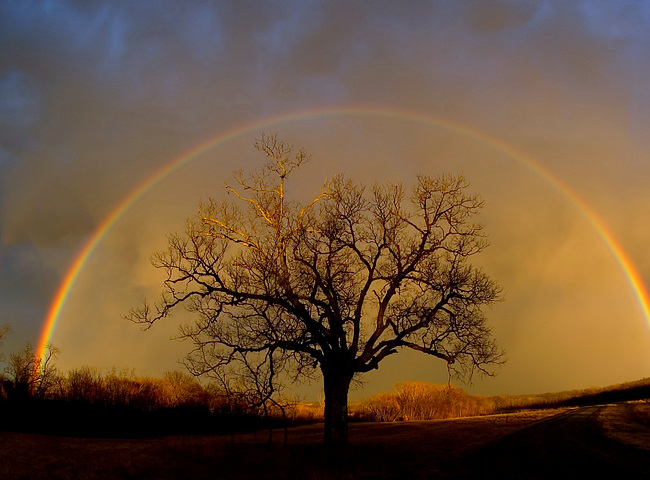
[{"xmin": 440, "ymin": 406, "xmax": 650, "ymax": 479}]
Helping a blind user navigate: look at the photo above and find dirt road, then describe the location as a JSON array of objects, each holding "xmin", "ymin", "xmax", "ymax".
[{"xmin": 441, "ymin": 406, "xmax": 650, "ymax": 479}]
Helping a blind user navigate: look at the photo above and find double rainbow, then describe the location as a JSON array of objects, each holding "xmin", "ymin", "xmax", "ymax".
[{"xmin": 36, "ymin": 105, "xmax": 650, "ymax": 361}]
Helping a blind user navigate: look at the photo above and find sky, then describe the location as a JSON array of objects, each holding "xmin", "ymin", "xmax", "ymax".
[{"xmin": 2, "ymin": 0, "xmax": 650, "ymax": 400}]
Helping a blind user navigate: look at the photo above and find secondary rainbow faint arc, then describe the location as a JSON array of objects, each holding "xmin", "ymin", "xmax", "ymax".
[{"xmin": 36, "ymin": 105, "xmax": 650, "ymax": 361}]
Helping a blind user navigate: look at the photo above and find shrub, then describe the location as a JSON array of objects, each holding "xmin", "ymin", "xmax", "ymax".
[
  {"xmin": 359, "ymin": 392, "xmax": 402, "ymax": 422},
  {"xmin": 66, "ymin": 366, "xmax": 104, "ymax": 403},
  {"xmin": 358, "ymin": 382, "xmax": 499, "ymax": 422}
]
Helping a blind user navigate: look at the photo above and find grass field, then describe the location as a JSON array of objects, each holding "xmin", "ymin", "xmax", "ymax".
[
  {"xmin": 598, "ymin": 402, "xmax": 650, "ymax": 451},
  {"xmin": 2, "ymin": 374, "xmax": 650, "ymax": 479},
  {"xmin": 1, "ymin": 406, "xmax": 632, "ymax": 480}
]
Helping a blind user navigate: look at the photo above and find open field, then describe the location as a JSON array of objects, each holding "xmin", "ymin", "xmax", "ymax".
[
  {"xmin": 598, "ymin": 401, "xmax": 650, "ymax": 451},
  {"xmin": 1, "ymin": 404, "xmax": 648, "ymax": 479}
]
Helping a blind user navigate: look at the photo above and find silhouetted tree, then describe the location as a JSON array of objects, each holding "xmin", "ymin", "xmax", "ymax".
[
  {"xmin": 4, "ymin": 343, "xmax": 59, "ymax": 399},
  {"xmin": 102, "ymin": 367, "xmax": 137, "ymax": 406},
  {"xmin": 128, "ymin": 134, "xmax": 503, "ymax": 445},
  {"xmin": 66, "ymin": 366, "xmax": 104, "ymax": 402},
  {"xmin": 126, "ymin": 376, "xmax": 166, "ymax": 410}
]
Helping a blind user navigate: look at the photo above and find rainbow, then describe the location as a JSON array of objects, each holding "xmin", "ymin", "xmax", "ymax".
[{"xmin": 36, "ymin": 105, "xmax": 650, "ymax": 362}]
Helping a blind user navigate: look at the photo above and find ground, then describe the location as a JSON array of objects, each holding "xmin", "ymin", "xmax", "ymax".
[{"xmin": 0, "ymin": 404, "xmax": 648, "ymax": 479}]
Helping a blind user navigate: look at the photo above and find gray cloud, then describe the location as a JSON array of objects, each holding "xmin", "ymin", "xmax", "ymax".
[{"xmin": 1, "ymin": 0, "xmax": 649, "ymax": 396}]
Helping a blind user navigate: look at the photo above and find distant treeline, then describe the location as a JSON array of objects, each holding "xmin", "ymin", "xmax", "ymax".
[
  {"xmin": 1, "ymin": 339, "xmax": 649, "ymax": 435},
  {"xmin": 488, "ymin": 377, "xmax": 650, "ymax": 411},
  {"xmin": 0, "ymin": 363, "xmax": 270, "ymax": 437},
  {"xmin": 0, "ymin": 343, "xmax": 318, "ymax": 437}
]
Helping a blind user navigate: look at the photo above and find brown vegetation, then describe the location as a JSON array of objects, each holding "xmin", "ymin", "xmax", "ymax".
[
  {"xmin": 0, "ymin": 344, "xmax": 284, "ymax": 437},
  {"xmin": 2, "ymin": 403, "xmax": 647, "ymax": 479},
  {"xmin": 354, "ymin": 379, "xmax": 650, "ymax": 423},
  {"xmin": 356, "ymin": 382, "xmax": 495, "ymax": 421},
  {"xmin": 0, "ymin": 408, "xmax": 567, "ymax": 480},
  {"xmin": 1, "ymin": 336, "xmax": 648, "ymax": 440},
  {"xmin": 0, "ymin": 344, "xmax": 212, "ymax": 410},
  {"xmin": 598, "ymin": 401, "xmax": 650, "ymax": 451},
  {"xmin": 2, "ymin": 343, "xmax": 59, "ymax": 400}
]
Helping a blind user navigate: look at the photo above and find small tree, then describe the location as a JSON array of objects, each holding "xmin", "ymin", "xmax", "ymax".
[
  {"xmin": 103, "ymin": 368, "xmax": 136, "ymax": 406},
  {"xmin": 66, "ymin": 366, "xmax": 104, "ymax": 403},
  {"xmin": 4, "ymin": 343, "xmax": 59, "ymax": 400},
  {"xmin": 128, "ymin": 134, "xmax": 503, "ymax": 445},
  {"xmin": 162, "ymin": 370, "xmax": 208, "ymax": 407}
]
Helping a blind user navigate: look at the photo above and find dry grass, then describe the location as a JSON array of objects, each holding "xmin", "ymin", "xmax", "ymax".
[
  {"xmin": 352, "ymin": 378, "xmax": 650, "ymax": 423},
  {"xmin": 598, "ymin": 402, "xmax": 650, "ymax": 451},
  {"xmin": 0, "ymin": 408, "xmax": 567, "ymax": 479},
  {"xmin": 354, "ymin": 382, "xmax": 497, "ymax": 421},
  {"xmin": 3, "ymin": 404, "xmax": 648, "ymax": 479}
]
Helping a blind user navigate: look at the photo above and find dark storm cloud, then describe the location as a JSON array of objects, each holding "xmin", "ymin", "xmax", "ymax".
[
  {"xmin": 0, "ymin": 1, "xmax": 230, "ymax": 247},
  {"xmin": 0, "ymin": 70, "xmax": 41, "ymax": 129},
  {"xmin": 0, "ymin": 242, "xmax": 61, "ymax": 339},
  {"xmin": 1, "ymin": 0, "xmax": 649, "ymax": 395}
]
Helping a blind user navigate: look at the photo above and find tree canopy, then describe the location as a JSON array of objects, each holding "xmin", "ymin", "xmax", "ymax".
[{"xmin": 128, "ymin": 134, "xmax": 503, "ymax": 445}]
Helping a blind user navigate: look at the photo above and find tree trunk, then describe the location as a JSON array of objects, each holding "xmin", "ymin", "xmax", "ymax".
[{"xmin": 323, "ymin": 372, "xmax": 352, "ymax": 446}]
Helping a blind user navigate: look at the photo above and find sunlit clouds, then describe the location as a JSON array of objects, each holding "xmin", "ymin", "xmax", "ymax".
[{"xmin": 1, "ymin": 1, "xmax": 650, "ymax": 399}]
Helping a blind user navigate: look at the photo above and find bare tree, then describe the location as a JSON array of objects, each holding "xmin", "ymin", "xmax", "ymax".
[
  {"xmin": 66, "ymin": 366, "xmax": 104, "ymax": 402},
  {"xmin": 128, "ymin": 134, "xmax": 503, "ymax": 445},
  {"xmin": 4, "ymin": 343, "xmax": 59, "ymax": 399},
  {"xmin": 162, "ymin": 370, "xmax": 208, "ymax": 407}
]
